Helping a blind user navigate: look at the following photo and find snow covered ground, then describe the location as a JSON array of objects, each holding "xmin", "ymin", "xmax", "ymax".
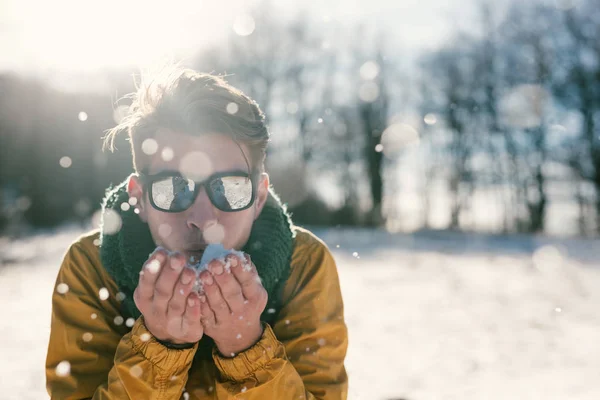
[{"xmin": 1, "ymin": 225, "xmax": 599, "ymax": 399}]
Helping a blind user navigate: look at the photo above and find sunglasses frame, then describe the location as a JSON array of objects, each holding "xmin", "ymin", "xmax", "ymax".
[{"xmin": 138, "ymin": 169, "xmax": 258, "ymax": 213}]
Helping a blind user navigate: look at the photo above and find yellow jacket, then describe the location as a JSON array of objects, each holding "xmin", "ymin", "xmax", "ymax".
[{"xmin": 45, "ymin": 227, "xmax": 348, "ymax": 399}]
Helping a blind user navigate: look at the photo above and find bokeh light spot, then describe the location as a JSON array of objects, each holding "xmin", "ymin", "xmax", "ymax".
[
  {"xmin": 161, "ymin": 147, "xmax": 174, "ymax": 162},
  {"xmin": 55, "ymin": 361, "xmax": 71, "ymax": 377},
  {"xmin": 59, "ymin": 156, "xmax": 72, "ymax": 168},
  {"xmin": 180, "ymin": 151, "xmax": 213, "ymax": 182},
  {"xmin": 203, "ymin": 221, "xmax": 225, "ymax": 244},
  {"xmin": 130, "ymin": 365, "xmax": 143, "ymax": 378},
  {"xmin": 226, "ymin": 102, "xmax": 239, "ymax": 114},
  {"xmin": 360, "ymin": 61, "xmax": 380, "ymax": 80},
  {"xmin": 142, "ymin": 138, "xmax": 159, "ymax": 155},
  {"xmin": 99, "ymin": 287, "xmax": 109, "ymax": 301},
  {"xmin": 424, "ymin": 113, "xmax": 437, "ymax": 125},
  {"xmin": 158, "ymin": 223, "xmax": 172, "ymax": 239},
  {"xmin": 359, "ymin": 82, "xmax": 380, "ymax": 102},
  {"xmin": 233, "ymin": 14, "xmax": 255, "ymax": 36},
  {"xmin": 56, "ymin": 283, "xmax": 69, "ymax": 294},
  {"xmin": 100, "ymin": 209, "xmax": 123, "ymax": 235},
  {"xmin": 380, "ymin": 123, "xmax": 420, "ymax": 157}
]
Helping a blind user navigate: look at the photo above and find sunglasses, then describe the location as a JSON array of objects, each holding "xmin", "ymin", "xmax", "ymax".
[{"xmin": 139, "ymin": 170, "xmax": 257, "ymax": 213}]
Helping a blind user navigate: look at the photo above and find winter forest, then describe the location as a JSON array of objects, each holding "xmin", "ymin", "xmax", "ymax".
[
  {"xmin": 1, "ymin": 0, "xmax": 600, "ymax": 399},
  {"xmin": 1, "ymin": 0, "xmax": 599, "ymax": 237}
]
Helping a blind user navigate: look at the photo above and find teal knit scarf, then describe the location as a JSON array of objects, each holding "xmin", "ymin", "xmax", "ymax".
[{"xmin": 98, "ymin": 175, "xmax": 296, "ymax": 328}]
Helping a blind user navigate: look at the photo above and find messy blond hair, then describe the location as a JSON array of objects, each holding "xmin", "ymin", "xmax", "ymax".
[{"xmin": 103, "ymin": 66, "xmax": 269, "ymax": 174}]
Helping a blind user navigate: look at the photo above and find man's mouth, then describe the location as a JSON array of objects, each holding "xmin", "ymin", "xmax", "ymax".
[{"xmin": 182, "ymin": 247, "xmax": 207, "ymax": 265}]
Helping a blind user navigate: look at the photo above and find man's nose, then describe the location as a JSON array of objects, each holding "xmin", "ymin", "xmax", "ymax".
[{"xmin": 185, "ymin": 188, "xmax": 217, "ymax": 230}]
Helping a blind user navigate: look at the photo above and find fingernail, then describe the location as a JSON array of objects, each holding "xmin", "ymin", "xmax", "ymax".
[
  {"xmin": 211, "ymin": 263, "xmax": 224, "ymax": 275},
  {"xmin": 199, "ymin": 295, "xmax": 206, "ymax": 303},
  {"xmin": 188, "ymin": 297, "xmax": 196, "ymax": 307},
  {"xmin": 170, "ymin": 256, "xmax": 184, "ymax": 271},
  {"xmin": 229, "ymin": 256, "xmax": 239, "ymax": 268},
  {"xmin": 181, "ymin": 273, "xmax": 192, "ymax": 285},
  {"xmin": 203, "ymin": 275, "xmax": 214, "ymax": 285}
]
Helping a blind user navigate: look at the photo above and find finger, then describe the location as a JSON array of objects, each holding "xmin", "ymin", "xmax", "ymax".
[
  {"xmin": 199, "ymin": 269, "xmax": 230, "ymax": 323},
  {"xmin": 230, "ymin": 254, "xmax": 263, "ymax": 301},
  {"xmin": 153, "ymin": 253, "xmax": 186, "ymax": 315},
  {"xmin": 167, "ymin": 267, "xmax": 196, "ymax": 317},
  {"xmin": 199, "ymin": 294, "xmax": 215, "ymax": 330},
  {"xmin": 209, "ymin": 258, "xmax": 245, "ymax": 313},
  {"xmin": 135, "ymin": 249, "xmax": 168, "ymax": 305},
  {"xmin": 181, "ymin": 292, "xmax": 202, "ymax": 341}
]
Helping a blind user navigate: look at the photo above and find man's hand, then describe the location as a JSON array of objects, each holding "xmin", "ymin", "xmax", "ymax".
[
  {"xmin": 134, "ymin": 249, "xmax": 203, "ymax": 345},
  {"xmin": 198, "ymin": 254, "xmax": 267, "ymax": 356}
]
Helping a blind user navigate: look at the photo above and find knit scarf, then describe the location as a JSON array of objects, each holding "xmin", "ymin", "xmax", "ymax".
[{"xmin": 98, "ymin": 174, "xmax": 296, "ymax": 330}]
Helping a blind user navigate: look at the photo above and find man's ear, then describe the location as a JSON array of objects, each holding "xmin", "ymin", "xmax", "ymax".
[
  {"xmin": 127, "ymin": 175, "xmax": 148, "ymax": 222},
  {"xmin": 253, "ymin": 173, "xmax": 270, "ymax": 221}
]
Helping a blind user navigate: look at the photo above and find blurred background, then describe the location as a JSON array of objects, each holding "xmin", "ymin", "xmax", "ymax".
[
  {"xmin": 1, "ymin": 0, "xmax": 600, "ymax": 399},
  {"xmin": 2, "ymin": 0, "xmax": 599, "ymax": 237}
]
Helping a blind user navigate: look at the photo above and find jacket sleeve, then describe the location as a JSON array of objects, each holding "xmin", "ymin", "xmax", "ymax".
[
  {"xmin": 45, "ymin": 238, "xmax": 197, "ymax": 399},
  {"xmin": 211, "ymin": 235, "xmax": 349, "ymax": 399}
]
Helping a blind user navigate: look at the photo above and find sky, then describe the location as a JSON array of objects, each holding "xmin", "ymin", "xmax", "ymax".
[{"xmin": 0, "ymin": 0, "xmax": 461, "ymax": 76}]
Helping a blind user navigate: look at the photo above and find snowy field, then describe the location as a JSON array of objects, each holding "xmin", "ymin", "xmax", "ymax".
[{"xmin": 1, "ymin": 225, "xmax": 600, "ymax": 399}]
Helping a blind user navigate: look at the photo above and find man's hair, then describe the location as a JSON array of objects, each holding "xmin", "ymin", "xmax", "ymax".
[{"xmin": 103, "ymin": 67, "xmax": 269, "ymax": 174}]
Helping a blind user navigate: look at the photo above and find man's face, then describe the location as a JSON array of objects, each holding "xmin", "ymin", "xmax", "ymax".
[{"xmin": 128, "ymin": 130, "xmax": 269, "ymax": 262}]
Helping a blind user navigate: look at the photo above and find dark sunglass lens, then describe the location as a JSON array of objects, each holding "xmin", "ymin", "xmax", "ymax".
[
  {"xmin": 151, "ymin": 176, "xmax": 195, "ymax": 211},
  {"xmin": 209, "ymin": 176, "xmax": 252, "ymax": 211}
]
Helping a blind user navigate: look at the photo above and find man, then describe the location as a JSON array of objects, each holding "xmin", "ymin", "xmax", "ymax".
[{"xmin": 45, "ymin": 67, "xmax": 348, "ymax": 399}]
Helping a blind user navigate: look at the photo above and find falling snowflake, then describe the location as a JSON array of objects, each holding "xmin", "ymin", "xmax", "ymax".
[
  {"xmin": 55, "ymin": 361, "xmax": 71, "ymax": 377},
  {"xmin": 82, "ymin": 332, "xmax": 93, "ymax": 342},
  {"xmin": 99, "ymin": 288, "xmax": 109, "ymax": 301},
  {"xmin": 424, "ymin": 113, "xmax": 437, "ymax": 125},
  {"xmin": 226, "ymin": 102, "xmax": 239, "ymax": 114},
  {"xmin": 114, "ymin": 316, "xmax": 124, "ymax": 326},
  {"xmin": 359, "ymin": 82, "xmax": 379, "ymax": 102},
  {"xmin": 233, "ymin": 14, "xmax": 255, "ymax": 36},
  {"xmin": 56, "ymin": 283, "xmax": 69, "ymax": 294},
  {"xmin": 161, "ymin": 147, "xmax": 174, "ymax": 162},
  {"xmin": 141, "ymin": 138, "xmax": 158, "ymax": 155},
  {"xmin": 126, "ymin": 318, "xmax": 135, "ymax": 328},
  {"xmin": 59, "ymin": 156, "xmax": 72, "ymax": 168},
  {"xmin": 360, "ymin": 61, "xmax": 380, "ymax": 80}
]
